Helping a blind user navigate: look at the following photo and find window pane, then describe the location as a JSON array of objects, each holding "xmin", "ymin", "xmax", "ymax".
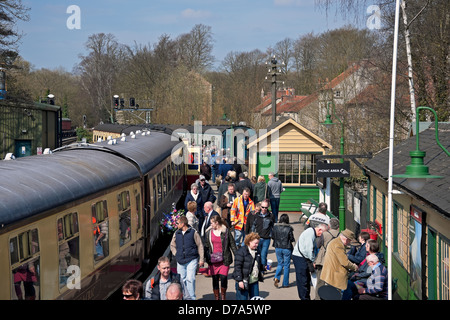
[
  {"xmin": 119, "ymin": 210, "xmax": 131, "ymax": 247},
  {"xmin": 10, "ymin": 238, "xmax": 19, "ymax": 265},
  {"xmin": 157, "ymin": 174, "xmax": 162, "ymax": 205},
  {"xmin": 12, "ymin": 258, "xmax": 40, "ymax": 300},
  {"xmin": 163, "ymin": 169, "xmax": 167, "ymax": 198},
  {"xmin": 58, "ymin": 213, "xmax": 80, "ymax": 289},
  {"xmin": 92, "ymin": 201, "xmax": 109, "ymax": 263}
]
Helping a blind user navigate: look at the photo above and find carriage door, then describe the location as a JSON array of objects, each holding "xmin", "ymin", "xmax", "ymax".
[{"xmin": 15, "ymin": 140, "xmax": 31, "ymax": 158}]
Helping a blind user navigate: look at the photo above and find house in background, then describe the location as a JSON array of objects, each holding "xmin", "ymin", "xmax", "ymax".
[
  {"xmin": 252, "ymin": 88, "xmax": 307, "ymax": 129},
  {"xmin": 363, "ymin": 123, "xmax": 450, "ymax": 300},
  {"xmin": 251, "ymin": 60, "xmax": 399, "ymax": 161}
]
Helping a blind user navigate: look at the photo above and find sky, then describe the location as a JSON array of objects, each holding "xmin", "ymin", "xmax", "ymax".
[{"xmin": 16, "ymin": 0, "xmax": 360, "ymax": 72}]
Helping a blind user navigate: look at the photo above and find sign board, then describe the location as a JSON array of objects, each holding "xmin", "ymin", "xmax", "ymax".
[{"xmin": 316, "ymin": 161, "xmax": 350, "ymax": 177}]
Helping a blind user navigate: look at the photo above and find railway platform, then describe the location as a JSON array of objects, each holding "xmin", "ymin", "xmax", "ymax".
[
  {"xmin": 145, "ymin": 211, "xmax": 315, "ymax": 301},
  {"xmin": 194, "ymin": 211, "xmax": 312, "ymax": 300}
]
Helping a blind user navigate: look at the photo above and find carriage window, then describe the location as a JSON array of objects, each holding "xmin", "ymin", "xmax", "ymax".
[
  {"xmin": 92, "ymin": 201, "xmax": 109, "ymax": 261},
  {"xmin": 10, "ymin": 229, "xmax": 40, "ymax": 300},
  {"xmin": 118, "ymin": 191, "xmax": 131, "ymax": 247},
  {"xmin": 157, "ymin": 174, "xmax": 162, "ymax": 206},
  {"xmin": 163, "ymin": 168, "xmax": 168, "ymax": 198},
  {"xmin": 136, "ymin": 192, "xmax": 142, "ymax": 234},
  {"xmin": 153, "ymin": 178, "xmax": 157, "ymax": 213},
  {"xmin": 172, "ymin": 163, "xmax": 177, "ymax": 182},
  {"xmin": 58, "ymin": 213, "xmax": 80, "ymax": 289},
  {"xmin": 167, "ymin": 164, "xmax": 172, "ymax": 191}
]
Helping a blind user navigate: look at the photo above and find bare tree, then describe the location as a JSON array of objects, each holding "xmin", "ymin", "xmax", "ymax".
[
  {"xmin": 75, "ymin": 33, "xmax": 127, "ymax": 124},
  {"xmin": 176, "ymin": 24, "xmax": 215, "ymax": 72}
]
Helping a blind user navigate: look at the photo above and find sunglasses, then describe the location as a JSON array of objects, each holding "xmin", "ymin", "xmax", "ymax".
[
  {"xmin": 261, "ymin": 206, "xmax": 268, "ymax": 209},
  {"xmin": 123, "ymin": 293, "xmax": 134, "ymax": 298}
]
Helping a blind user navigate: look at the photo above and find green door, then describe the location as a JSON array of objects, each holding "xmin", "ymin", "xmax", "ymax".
[{"xmin": 15, "ymin": 140, "xmax": 32, "ymax": 158}]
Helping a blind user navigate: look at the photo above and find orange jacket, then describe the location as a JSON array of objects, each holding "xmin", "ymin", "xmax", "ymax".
[{"xmin": 230, "ymin": 195, "xmax": 255, "ymax": 231}]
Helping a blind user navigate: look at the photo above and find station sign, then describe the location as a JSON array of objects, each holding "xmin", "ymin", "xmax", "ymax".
[{"xmin": 316, "ymin": 160, "xmax": 350, "ymax": 177}]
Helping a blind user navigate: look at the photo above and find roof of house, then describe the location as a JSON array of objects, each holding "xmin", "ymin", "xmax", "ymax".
[
  {"xmin": 257, "ymin": 61, "xmax": 372, "ymax": 116},
  {"xmin": 364, "ymin": 123, "xmax": 450, "ymax": 217}
]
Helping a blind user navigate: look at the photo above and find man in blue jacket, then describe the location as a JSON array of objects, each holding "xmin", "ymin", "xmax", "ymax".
[{"xmin": 170, "ymin": 216, "xmax": 204, "ymax": 300}]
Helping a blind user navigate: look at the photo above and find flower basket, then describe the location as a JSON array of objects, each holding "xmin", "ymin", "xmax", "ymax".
[{"xmin": 159, "ymin": 208, "xmax": 185, "ymax": 235}]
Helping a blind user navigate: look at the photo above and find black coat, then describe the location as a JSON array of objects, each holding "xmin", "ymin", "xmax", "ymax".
[
  {"xmin": 271, "ymin": 222, "xmax": 295, "ymax": 250},
  {"xmin": 245, "ymin": 211, "xmax": 275, "ymax": 239},
  {"xmin": 203, "ymin": 225, "xmax": 237, "ymax": 266},
  {"xmin": 232, "ymin": 245, "xmax": 264, "ymax": 283},
  {"xmin": 200, "ymin": 210, "xmax": 220, "ymax": 237},
  {"xmin": 184, "ymin": 191, "xmax": 204, "ymax": 218},
  {"xmin": 198, "ymin": 181, "xmax": 216, "ymax": 203}
]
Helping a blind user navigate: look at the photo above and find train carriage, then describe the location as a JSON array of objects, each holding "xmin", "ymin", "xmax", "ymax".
[{"xmin": 0, "ymin": 129, "xmax": 186, "ymax": 300}]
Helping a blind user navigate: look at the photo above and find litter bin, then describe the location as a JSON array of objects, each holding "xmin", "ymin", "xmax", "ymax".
[
  {"xmin": 361, "ymin": 228, "xmax": 378, "ymax": 241},
  {"xmin": 318, "ymin": 285, "xmax": 342, "ymax": 300}
]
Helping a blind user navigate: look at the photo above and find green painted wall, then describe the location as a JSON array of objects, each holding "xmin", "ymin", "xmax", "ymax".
[{"xmin": 278, "ymin": 186, "xmax": 319, "ymax": 211}]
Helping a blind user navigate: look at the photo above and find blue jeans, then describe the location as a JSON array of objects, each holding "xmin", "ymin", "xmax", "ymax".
[
  {"xmin": 342, "ymin": 279, "xmax": 358, "ymax": 300},
  {"xmin": 211, "ymin": 166, "xmax": 216, "ymax": 183},
  {"xmin": 258, "ymin": 238, "xmax": 271, "ymax": 267},
  {"xmin": 234, "ymin": 229, "xmax": 245, "ymax": 247},
  {"xmin": 177, "ymin": 258, "xmax": 199, "ymax": 300},
  {"xmin": 235, "ymin": 281, "xmax": 260, "ymax": 300},
  {"xmin": 275, "ymin": 248, "xmax": 292, "ymax": 287},
  {"xmin": 270, "ymin": 198, "xmax": 280, "ymax": 223}
]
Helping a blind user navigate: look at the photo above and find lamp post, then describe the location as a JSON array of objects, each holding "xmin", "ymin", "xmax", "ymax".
[
  {"xmin": 265, "ymin": 56, "xmax": 284, "ymax": 124},
  {"xmin": 321, "ymin": 101, "xmax": 345, "ymax": 230},
  {"xmin": 392, "ymin": 106, "xmax": 449, "ymax": 190},
  {"xmin": 386, "ymin": 0, "xmax": 402, "ymax": 301}
]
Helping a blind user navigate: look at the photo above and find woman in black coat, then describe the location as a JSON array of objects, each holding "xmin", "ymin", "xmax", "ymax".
[
  {"xmin": 232, "ymin": 232, "xmax": 264, "ymax": 300},
  {"xmin": 271, "ymin": 213, "xmax": 295, "ymax": 288}
]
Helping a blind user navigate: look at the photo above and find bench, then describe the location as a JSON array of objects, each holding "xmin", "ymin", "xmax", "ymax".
[
  {"xmin": 299, "ymin": 198, "xmax": 337, "ymax": 223},
  {"xmin": 307, "ymin": 198, "xmax": 337, "ymax": 219}
]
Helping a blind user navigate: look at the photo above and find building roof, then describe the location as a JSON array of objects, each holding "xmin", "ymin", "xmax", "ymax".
[
  {"xmin": 364, "ymin": 123, "xmax": 450, "ymax": 217},
  {"xmin": 247, "ymin": 116, "xmax": 332, "ymax": 150},
  {"xmin": 256, "ymin": 61, "xmax": 371, "ymax": 117}
]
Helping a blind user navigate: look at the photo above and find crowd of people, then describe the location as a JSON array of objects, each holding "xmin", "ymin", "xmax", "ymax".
[{"xmin": 121, "ymin": 158, "xmax": 389, "ymax": 301}]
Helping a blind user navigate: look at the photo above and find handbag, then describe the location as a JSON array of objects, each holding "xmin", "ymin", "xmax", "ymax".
[{"xmin": 210, "ymin": 251, "xmax": 223, "ymax": 263}]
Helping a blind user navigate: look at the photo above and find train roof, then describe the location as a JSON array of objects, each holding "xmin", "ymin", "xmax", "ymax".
[
  {"xmin": 92, "ymin": 130, "xmax": 184, "ymax": 174},
  {"xmin": 0, "ymin": 130, "xmax": 183, "ymax": 228},
  {"xmin": 93, "ymin": 123, "xmax": 253, "ymax": 135}
]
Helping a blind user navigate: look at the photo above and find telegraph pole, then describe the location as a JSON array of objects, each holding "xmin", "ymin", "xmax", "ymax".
[{"xmin": 265, "ymin": 56, "xmax": 284, "ymax": 124}]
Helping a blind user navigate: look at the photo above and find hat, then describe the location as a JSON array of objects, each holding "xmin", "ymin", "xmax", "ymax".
[
  {"xmin": 341, "ymin": 229, "xmax": 355, "ymax": 241},
  {"xmin": 199, "ymin": 175, "xmax": 206, "ymax": 181}
]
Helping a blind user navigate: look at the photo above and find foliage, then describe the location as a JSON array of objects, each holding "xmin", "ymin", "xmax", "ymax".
[
  {"xmin": 75, "ymin": 127, "xmax": 92, "ymax": 143},
  {"xmin": 0, "ymin": 0, "xmax": 29, "ymax": 67}
]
